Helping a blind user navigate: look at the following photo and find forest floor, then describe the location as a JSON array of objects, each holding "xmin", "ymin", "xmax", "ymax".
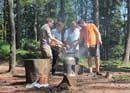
[{"xmin": 0, "ymin": 60, "xmax": 130, "ymax": 93}]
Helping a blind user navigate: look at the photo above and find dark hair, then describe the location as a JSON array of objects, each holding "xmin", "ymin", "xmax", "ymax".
[
  {"xmin": 78, "ymin": 19, "xmax": 85, "ymax": 24},
  {"xmin": 46, "ymin": 18, "xmax": 54, "ymax": 23},
  {"xmin": 57, "ymin": 21, "xmax": 64, "ymax": 27}
]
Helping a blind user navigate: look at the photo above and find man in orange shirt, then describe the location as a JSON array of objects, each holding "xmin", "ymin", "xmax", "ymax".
[{"xmin": 78, "ymin": 19, "xmax": 102, "ymax": 76}]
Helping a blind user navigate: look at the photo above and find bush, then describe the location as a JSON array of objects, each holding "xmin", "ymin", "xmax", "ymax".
[
  {"xmin": 109, "ymin": 45, "xmax": 124, "ymax": 59},
  {"xmin": 21, "ymin": 38, "xmax": 40, "ymax": 51},
  {"xmin": 0, "ymin": 41, "xmax": 10, "ymax": 59},
  {"xmin": 0, "ymin": 39, "xmax": 41, "ymax": 60},
  {"xmin": 101, "ymin": 60, "xmax": 123, "ymax": 69},
  {"xmin": 19, "ymin": 38, "xmax": 41, "ymax": 59},
  {"xmin": 17, "ymin": 49, "xmax": 41, "ymax": 59}
]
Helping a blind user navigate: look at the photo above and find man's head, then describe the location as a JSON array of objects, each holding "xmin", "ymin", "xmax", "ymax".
[
  {"xmin": 57, "ymin": 22, "xmax": 64, "ymax": 32},
  {"xmin": 78, "ymin": 19, "xmax": 86, "ymax": 27},
  {"xmin": 46, "ymin": 18, "xmax": 54, "ymax": 27},
  {"xmin": 71, "ymin": 21, "xmax": 77, "ymax": 30}
]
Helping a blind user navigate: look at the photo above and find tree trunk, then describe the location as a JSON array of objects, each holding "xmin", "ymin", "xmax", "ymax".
[
  {"xmin": 105, "ymin": 0, "xmax": 110, "ymax": 60},
  {"xmin": 60, "ymin": 0, "xmax": 65, "ymax": 42},
  {"xmin": 80, "ymin": 0, "xmax": 84, "ymax": 19},
  {"xmin": 34, "ymin": 9, "xmax": 38, "ymax": 41},
  {"xmin": 84, "ymin": 0, "xmax": 88, "ymax": 21},
  {"xmin": 24, "ymin": 59, "xmax": 51, "ymax": 83},
  {"xmin": 8, "ymin": 0, "xmax": 16, "ymax": 75},
  {"xmin": 124, "ymin": 0, "xmax": 130, "ymax": 63},
  {"xmin": 16, "ymin": 0, "xmax": 21, "ymax": 48},
  {"xmin": 4, "ymin": 0, "xmax": 10, "ymax": 42},
  {"xmin": 60, "ymin": 0, "xmax": 65, "ymax": 22},
  {"xmin": 94, "ymin": 0, "xmax": 99, "ymax": 28}
]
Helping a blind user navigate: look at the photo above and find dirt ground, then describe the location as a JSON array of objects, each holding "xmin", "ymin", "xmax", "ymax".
[{"xmin": 0, "ymin": 61, "xmax": 130, "ymax": 93}]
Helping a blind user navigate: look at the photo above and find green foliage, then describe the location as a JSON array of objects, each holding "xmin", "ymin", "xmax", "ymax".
[
  {"xmin": 112, "ymin": 74, "xmax": 129, "ymax": 82},
  {"xmin": 0, "ymin": 0, "xmax": 127, "ymax": 61},
  {"xmin": 21, "ymin": 4, "xmax": 35, "ymax": 39},
  {"xmin": 101, "ymin": 60, "xmax": 123, "ymax": 69},
  {"xmin": 79, "ymin": 56, "xmax": 87, "ymax": 67},
  {"xmin": 99, "ymin": 0, "xmax": 124, "ymax": 60},
  {"xmin": 109, "ymin": 45, "xmax": 124, "ymax": 59},
  {"xmin": 21, "ymin": 38, "xmax": 40, "ymax": 50},
  {"xmin": 17, "ymin": 38, "xmax": 41, "ymax": 59},
  {"xmin": 0, "ymin": 41, "xmax": 10, "ymax": 59},
  {"xmin": 20, "ymin": 0, "xmax": 32, "ymax": 7},
  {"xmin": 16, "ymin": 49, "xmax": 41, "ymax": 59},
  {"xmin": 0, "ymin": 40, "xmax": 41, "ymax": 59}
]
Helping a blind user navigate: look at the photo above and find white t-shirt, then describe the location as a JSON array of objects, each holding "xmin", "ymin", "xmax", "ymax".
[{"xmin": 65, "ymin": 28, "xmax": 80, "ymax": 50}]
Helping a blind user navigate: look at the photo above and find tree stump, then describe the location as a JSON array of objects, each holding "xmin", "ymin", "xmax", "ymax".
[
  {"xmin": 24, "ymin": 59, "xmax": 51, "ymax": 83},
  {"xmin": 57, "ymin": 74, "xmax": 77, "ymax": 89}
]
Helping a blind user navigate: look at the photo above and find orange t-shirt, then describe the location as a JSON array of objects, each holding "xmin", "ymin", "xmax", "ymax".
[{"xmin": 80, "ymin": 23, "xmax": 97, "ymax": 48}]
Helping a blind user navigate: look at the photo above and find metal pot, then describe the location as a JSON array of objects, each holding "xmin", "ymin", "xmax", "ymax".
[{"xmin": 64, "ymin": 50, "xmax": 76, "ymax": 76}]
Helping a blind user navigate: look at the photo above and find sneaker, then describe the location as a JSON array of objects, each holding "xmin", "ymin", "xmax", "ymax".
[
  {"xmin": 68, "ymin": 73, "xmax": 76, "ymax": 77},
  {"xmin": 68, "ymin": 72, "xmax": 76, "ymax": 77},
  {"xmin": 88, "ymin": 72, "xmax": 94, "ymax": 77},
  {"xmin": 26, "ymin": 82, "xmax": 37, "ymax": 89},
  {"xmin": 34, "ymin": 83, "xmax": 49, "ymax": 88}
]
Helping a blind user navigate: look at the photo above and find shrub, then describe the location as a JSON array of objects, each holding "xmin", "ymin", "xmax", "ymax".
[
  {"xmin": 21, "ymin": 38, "xmax": 40, "ymax": 51},
  {"xmin": 101, "ymin": 60, "xmax": 123, "ymax": 69},
  {"xmin": 109, "ymin": 45, "xmax": 124, "ymax": 59},
  {"xmin": 0, "ymin": 41, "xmax": 10, "ymax": 59}
]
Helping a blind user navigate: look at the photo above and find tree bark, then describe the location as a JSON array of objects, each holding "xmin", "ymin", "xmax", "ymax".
[
  {"xmin": 94, "ymin": 0, "xmax": 99, "ymax": 29},
  {"xmin": 8, "ymin": 0, "xmax": 16, "ymax": 75},
  {"xmin": 16, "ymin": 0, "xmax": 21, "ymax": 48},
  {"xmin": 4, "ymin": 0, "xmax": 10, "ymax": 42},
  {"xmin": 34, "ymin": 8, "xmax": 38, "ymax": 41},
  {"xmin": 59, "ymin": 0, "xmax": 65, "ymax": 22},
  {"xmin": 60, "ymin": 0, "xmax": 65, "ymax": 42},
  {"xmin": 80, "ymin": 0, "xmax": 84, "ymax": 19},
  {"xmin": 124, "ymin": 0, "xmax": 130, "ymax": 63},
  {"xmin": 105, "ymin": 0, "xmax": 110, "ymax": 60}
]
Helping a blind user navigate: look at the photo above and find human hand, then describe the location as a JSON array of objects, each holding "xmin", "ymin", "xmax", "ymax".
[
  {"xmin": 97, "ymin": 39, "xmax": 102, "ymax": 45},
  {"xmin": 73, "ymin": 41, "xmax": 78, "ymax": 47},
  {"xmin": 66, "ymin": 44, "xmax": 70, "ymax": 49}
]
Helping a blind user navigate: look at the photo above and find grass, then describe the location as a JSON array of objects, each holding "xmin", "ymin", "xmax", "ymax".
[
  {"xmin": 101, "ymin": 60, "xmax": 123, "ymax": 69},
  {"xmin": 79, "ymin": 56, "xmax": 87, "ymax": 67},
  {"xmin": 112, "ymin": 74, "xmax": 130, "ymax": 82},
  {"xmin": 79, "ymin": 57, "xmax": 126, "ymax": 68},
  {"xmin": 121, "ymin": 62, "xmax": 130, "ymax": 67}
]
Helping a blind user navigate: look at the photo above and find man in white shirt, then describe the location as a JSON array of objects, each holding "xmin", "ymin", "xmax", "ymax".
[{"xmin": 64, "ymin": 21, "xmax": 80, "ymax": 75}]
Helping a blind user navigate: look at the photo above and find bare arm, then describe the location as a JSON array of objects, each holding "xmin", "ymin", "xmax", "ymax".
[
  {"xmin": 94, "ymin": 27, "xmax": 102, "ymax": 45},
  {"xmin": 46, "ymin": 26, "xmax": 63, "ymax": 45}
]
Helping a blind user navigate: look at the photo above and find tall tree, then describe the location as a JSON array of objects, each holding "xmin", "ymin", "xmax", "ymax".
[
  {"xmin": 124, "ymin": 0, "xmax": 130, "ymax": 63},
  {"xmin": 94, "ymin": 0, "xmax": 99, "ymax": 28},
  {"xmin": 16, "ymin": 0, "xmax": 21, "ymax": 48},
  {"xmin": 3, "ymin": 0, "xmax": 10, "ymax": 42},
  {"xmin": 60, "ymin": 0, "xmax": 65, "ymax": 42},
  {"xmin": 59, "ymin": 0, "xmax": 65, "ymax": 22},
  {"xmin": 8, "ymin": 0, "xmax": 16, "ymax": 75}
]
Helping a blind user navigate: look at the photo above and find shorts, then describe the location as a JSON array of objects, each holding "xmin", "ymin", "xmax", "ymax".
[{"xmin": 87, "ymin": 44, "xmax": 100, "ymax": 58}]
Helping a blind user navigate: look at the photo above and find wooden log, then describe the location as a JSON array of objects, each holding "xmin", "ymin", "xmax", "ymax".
[
  {"xmin": 57, "ymin": 74, "xmax": 77, "ymax": 89},
  {"xmin": 24, "ymin": 59, "xmax": 51, "ymax": 83}
]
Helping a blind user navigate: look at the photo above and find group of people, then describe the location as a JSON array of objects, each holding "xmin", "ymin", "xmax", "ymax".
[
  {"xmin": 27, "ymin": 17, "xmax": 103, "ymax": 88},
  {"xmin": 40, "ymin": 18, "xmax": 102, "ymax": 76},
  {"xmin": 26, "ymin": 17, "xmax": 102, "ymax": 88}
]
